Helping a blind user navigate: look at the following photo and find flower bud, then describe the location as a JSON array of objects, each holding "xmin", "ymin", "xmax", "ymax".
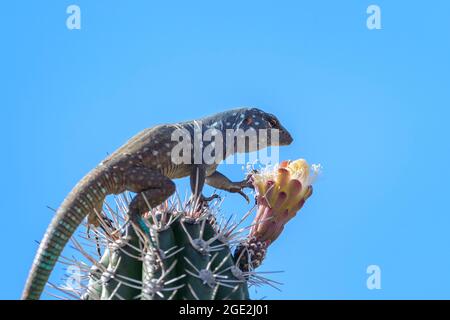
[{"xmin": 250, "ymin": 159, "xmax": 320, "ymax": 243}]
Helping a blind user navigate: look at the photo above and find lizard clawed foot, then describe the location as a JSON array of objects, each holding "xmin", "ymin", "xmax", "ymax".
[
  {"xmin": 228, "ymin": 171, "xmax": 259, "ymax": 203},
  {"xmin": 201, "ymin": 194, "xmax": 221, "ymax": 202},
  {"xmin": 228, "ymin": 186, "xmax": 250, "ymax": 203},
  {"xmin": 188, "ymin": 193, "xmax": 220, "ymax": 210},
  {"xmin": 244, "ymin": 169, "xmax": 259, "ymax": 189},
  {"xmin": 87, "ymin": 225, "xmax": 102, "ymax": 256}
]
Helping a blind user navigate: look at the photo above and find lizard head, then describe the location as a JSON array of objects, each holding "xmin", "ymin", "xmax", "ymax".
[
  {"xmin": 240, "ymin": 107, "xmax": 293, "ymax": 146},
  {"xmin": 213, "ymin": 107, "xmax": 293, "ymax": 153}
]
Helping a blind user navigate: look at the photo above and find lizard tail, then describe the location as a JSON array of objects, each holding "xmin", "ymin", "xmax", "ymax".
[{"xmin": 21, "ymin": 168, "xmax": 113, "ymax": 300}]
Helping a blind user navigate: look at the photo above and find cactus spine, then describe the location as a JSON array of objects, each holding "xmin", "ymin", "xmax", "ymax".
[
  {"xmin": 53, "ymin": 158, "xmax": 319, "ymax": 300},
  {"xmin": 73, "ymin": 198, "xmax": 251, "ymax": 300}
]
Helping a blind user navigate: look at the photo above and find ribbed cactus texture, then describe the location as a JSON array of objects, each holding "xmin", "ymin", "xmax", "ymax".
[
  {"xmin": 78, "ymin": 204, "xmax": 251, "ymax": 300},
  {"xmin": 53, "ymin": 159, "xmax": 319, "ymax": 300}
]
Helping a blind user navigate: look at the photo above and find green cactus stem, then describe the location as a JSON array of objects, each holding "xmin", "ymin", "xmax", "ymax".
[{"xmin": 64, "ymin": 196, "xmax": 253, "ymax": 300}]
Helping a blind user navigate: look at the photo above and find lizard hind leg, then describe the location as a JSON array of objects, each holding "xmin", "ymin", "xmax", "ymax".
[{"xmin": 124, "ymin": 166, "xmax": 176, "ymax": 215}]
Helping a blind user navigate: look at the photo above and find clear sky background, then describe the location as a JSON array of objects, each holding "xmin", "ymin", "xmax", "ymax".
[{"xmin": 1, "ymin": 1, "xmax": 449, "ymax": 299}]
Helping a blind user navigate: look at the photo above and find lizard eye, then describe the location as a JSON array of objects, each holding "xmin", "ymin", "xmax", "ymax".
[
  {"xmin": 268, "ymin": 118, "xmax": 278, "ymax": 128},
  {"xmin": 245, "ymin": 116, "xmax": 253, "ymax": 125}
]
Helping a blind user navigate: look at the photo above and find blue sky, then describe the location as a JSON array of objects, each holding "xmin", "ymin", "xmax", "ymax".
[{"xmin": 1, "ymin": 1, "xmax": 449, "ymax": 299}]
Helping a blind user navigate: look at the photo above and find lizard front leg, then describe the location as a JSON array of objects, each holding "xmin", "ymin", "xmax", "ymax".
[
  {"xmin": 205, "ymin": 170, "xmax": 253, "ymax": 203},
  {"xmin": 190, "ymin": 165, "xmax": 220, "ymax": 205}
]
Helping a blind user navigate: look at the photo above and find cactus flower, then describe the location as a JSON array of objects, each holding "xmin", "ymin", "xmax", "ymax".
[{"xmin": 250, "ymin": 159, "xmax": 320, "ymax": 244}]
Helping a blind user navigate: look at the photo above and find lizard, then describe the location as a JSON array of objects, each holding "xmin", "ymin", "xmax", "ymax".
[{"xmin": 21, "ymin": 107, "xmax": 293, "ymax": 300}]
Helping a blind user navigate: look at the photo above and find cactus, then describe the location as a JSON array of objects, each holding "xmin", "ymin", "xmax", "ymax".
[{"xmin": 51, "ymin": 159, "xmax": 319, "ymax": 300}]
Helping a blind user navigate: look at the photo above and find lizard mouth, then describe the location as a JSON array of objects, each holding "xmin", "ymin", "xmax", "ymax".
[{"xmin": 277, "ymin": 127, "xmax": 293, "ymax": 146}]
